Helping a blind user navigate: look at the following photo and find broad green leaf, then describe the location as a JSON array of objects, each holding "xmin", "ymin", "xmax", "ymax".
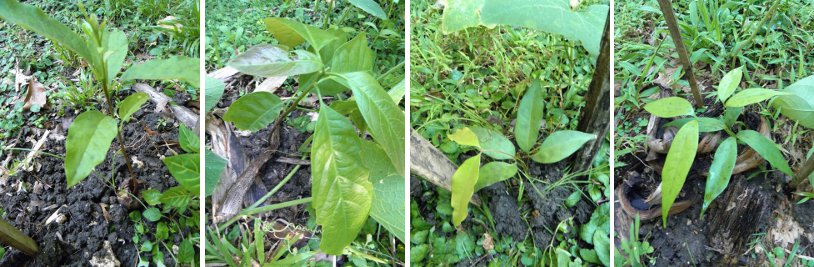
[
  {"xmin": 470, "ymin": 126, "xmax": 514, "ymax": 160},
  {"xmin": 0, "ymin": 0, "xmax": 94, "ymax": 63},
  {"xmin": 348, "ymin": 0, "xmax": 388, "ymax": 19},
  {"xmin": 141, "ymin": 189, "xmax": 162, "ymax": 206},
  {"xmin": 643, "ymin": 97, "xmax": 695, "ymax": 118},
  {"xmin": 337, "ymin": 72, "xmax": 405, "ymax": 176},
  {"xmin": 474, "ymin": 162, "xmax": 518, "ymax": 191},
  {"xmin": 716, "ymin": 66, "xmax": 742, "ymax": 102},
  {"xmin": 117, "ymin": 92, "xmax": 149, "ymax": 122},
  {"xmin": 725, "ymin": 88, "xmax": 787, "ymax": 107},
  {"xmin": 662, "ymin": 117, "xmax": 725, "ymax": 133},
  {"xmin": 143, "ymin": 207, "xmax": 162, "ymax": 222},
  {"xmin": 515, "ymin": 81, "xmax": 544, "ymax": 152},
  {"xmin": 701, "ymin": 137, "xmax": 736, "ymax": 218},
  {"xmin": 388, "ymin": 79, "xmax": 405, "ymax": 104},
  {"xmin": 263, "ymin": 18, "xmax": 338, "ymax": 51},
  {"xmin": 722, "ymin": 107, "xmax": 742, "ymax": 128},
  {"xmin": 103, "ymin": 29, "xmax": 128, "ymax": 83},
  {"xmin": 204, "ymin": 150, "xmax": 227, "ymax": 197},
  {"xmin": 65, "ymin": 111, "xmax": 118, "ymax": 188},
  {"xmin": 594, "ymin": 230, "xmax": 610, "ymax": 266},
  {"xmin": 359, "ymin": 141, "xmax": 404, "ymax": 241},
  {"xmin": 451, "ymin": 154, "xmax": 481, "ymax": 227},
  {"xmin": 531, "ymin": 130, "xmax": 596, "ymax": 164},
  {"xmin": 178, "ymin": 124, "xmax": 199, "ymax": 153},
  {"xmin": 442, "ymin": 0, "xmax": 608, "ymax": 55},
  {"xmin": 448, "ymin": 127, "xmax": 480, "ymax": 148},
  {"xmin": 160, "ymin": 186, "xmax": 192, "ymax": 210},
  {"xmin": 314, "ymin": 33, "xmax": 375, "ymax": 96},
  {"xmin": 311, "ymin": 106, "xmax": 372, "ymax": 255},
  {"xmin": 737, "ymin": 130, "xmax": 793, "ymax": 176},
  {"xmin": 228, "ymin": 45, "xmax": 322, "ymax": 78},
  {"xmin": 205, "ymin": 76, "xmax": 225, "ymax": 113},
  {"xmin": 662, "ymin": 121, "xmax": 699, "ymax": 227},
  {"xmin": 773, "ymin": 75, "xmax": 814, "ymax": 129},
  {"xmin": 162, "ymin": 153, "xmax": 200, "ymax": 194},
  {"xmin": 223, "ymin": 92, "xmax": 283, "ymax": 132},
  {"xmin": 121, "ymin": 56, "xmax": 201, "ymax": 88}
]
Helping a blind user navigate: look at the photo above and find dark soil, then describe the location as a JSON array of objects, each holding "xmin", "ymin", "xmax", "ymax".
[{"xmin": 0, "ymin": 88, "xmax": 194, "ymax": 266}]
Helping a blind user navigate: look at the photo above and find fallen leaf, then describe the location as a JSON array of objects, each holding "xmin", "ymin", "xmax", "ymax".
[
  {"xmin": 482, "ymin": 233, "xmax": 494, "ymax": 250},
  {"xmin": 23, "ymin": 78, "xmax": 47, "ymax": 112}
]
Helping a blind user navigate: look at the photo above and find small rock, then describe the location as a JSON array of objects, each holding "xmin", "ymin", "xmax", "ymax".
[
  {"xmin": 89, "ymin": 241, "xmax": 120, "ymax": 267},
  {"xmin": 32, "ymin": 181, "xmax": 43, "ymax": 194}
]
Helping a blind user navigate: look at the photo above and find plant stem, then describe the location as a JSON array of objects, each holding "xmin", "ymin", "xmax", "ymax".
[
  {"xmin": 656, "ymin": 0, "xmax": 704, "ymax": 108},
  {"xmin": 792, "ymin": 154, "xmax": 814, "ymax": 189},
  {"xmin": 101, "ymin": 82, "xmax": 135, "ymax": 178},
  {"xmin": 218, "ymin": 197, "xmax": 312, "ymax": 229},
  {"xmin": 267, "ymin": 73, "xmax": 321, "ymax": 143},
  {"xmin": 245, "ymin": 162, "xmax": 303, "ymax": 211},
  {"xmin": 0, "ymin": 218, "xmax": 38, "ymax": 255}
]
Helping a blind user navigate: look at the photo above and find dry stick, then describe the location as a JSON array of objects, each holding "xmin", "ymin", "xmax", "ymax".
[
  {"xmin": 792, "ymin": 154, "xmax": 814, "ymax": 189},
  {"xmin": 656, "ymin": 0, "xmax": 704, "ymax": 108},
  {"xmin": 573, "ymin": 12, "xmax": 611, "ymax": 172},
  {"xmin": 0, "ymin": 218, "xmax": 38, "ymax": 255}
]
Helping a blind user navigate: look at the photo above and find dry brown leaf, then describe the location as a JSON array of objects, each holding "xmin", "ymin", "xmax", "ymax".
[{"xmin": 23, "ymin": 78, "xmax": 47, "ymax": 112}]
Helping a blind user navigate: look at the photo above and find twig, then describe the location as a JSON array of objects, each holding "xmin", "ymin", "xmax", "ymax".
[{"xmin": 656, "ymin": 0, "xmax": 704, "ymax": 107}]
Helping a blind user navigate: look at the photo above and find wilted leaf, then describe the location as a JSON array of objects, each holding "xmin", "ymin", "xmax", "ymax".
[
  {"xmin": 531, "ymin": 130, "xmax": 596, "ymax": 163},
  {"xmin": 0, "ymin": 0, "xmax": 94, "ymax": 63},
  {"xmin": 121, "ymin": 56, "xmax": 201, "ymax": 88},
  {"xmin": 451, "ymin": 154, "xmax": 481, "ymax": 227},
  {"xmin": 474, "ymin": 162, "xmax": 517, "ymax": 191},
  {"xmin": 470, "ymin": 126, "xmax": 514, "ymax": 160},
  {"xmin": 360, "ymin": 141, "xmax": 404, "ymax": 241},
  {"xmin": 65, "ymin": 111, "xmax": 118, "ymax": 188},
  {"xmin": 22, "ymin": 78, "xmax": 46, "ymax": 112},
  {"xmin": 117, "ymin": 92, "xmax": 149, "ymax": 122},
  {"xmin": 643, "ymin": 97, "xmax": 695, "ymax": 118},
  {"xmin": 228, "ymin": 45, "xmax": 322, "ymax": 78},
  {"xmin": 103, "ymin": 29, "xmax": 128, "ymax": 84},
  {"xmin": 773, "ymin": 75, "xmax": 814, "ymax": 129},
  {"xmin": 702, "ymin": 137, "xmax": 736, "ymax": 218},
  {"xmin": 737, "ymin": 130, "xmax": 793, "ymax": 176},
  {"xmin": 223, "ymin": 92, "xmax": 283, "ymax": 132},
  {"xmin": 662, "ymin": 120, "xmax": 699, "ymax": 227},
  {"xmin": 515, "ymin": 80, "xmax": 544, "ymax": 152}
]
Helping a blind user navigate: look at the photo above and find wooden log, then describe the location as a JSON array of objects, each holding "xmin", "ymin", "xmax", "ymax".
[{"xmin": 410, "ymin": 129, "xmax": 480, "ymax": 205}]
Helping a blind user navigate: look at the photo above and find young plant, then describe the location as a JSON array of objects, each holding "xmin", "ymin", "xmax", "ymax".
[
  {"xmin": 0, "ymin": 0, "xmax": 200, "ymax": 189},
  {"xmin": 213, "ymin": 17, "xmax": 405, "ymax": 255},
  {"xmin": 643, "ymin": 67, "xmax": 796, "ymax": 226},
  {"xmin": 447, "ymin": 80, "xmax": 597, "ymax": 227}
]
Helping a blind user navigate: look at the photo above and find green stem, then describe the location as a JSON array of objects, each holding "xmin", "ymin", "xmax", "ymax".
[
  {"xmin": 267, "ymin": 72, "xmax": 321, "ymax": 143},
  {"xmin": 245, "ymin": 161, "xmax": 303, "ymax": 211},
  {"xmin": 219, "ymin": 197, "xmax": 312, "ymax": 229},
  {"xmin": 101, "ymin": 82, "xmax": 135, "ymax": 178},
  {"xmin": 0, "ymin": 218, "xmax": 37, "ymax": 255}
]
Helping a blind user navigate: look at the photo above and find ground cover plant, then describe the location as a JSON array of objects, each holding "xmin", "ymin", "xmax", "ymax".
[
  {"xmin": 0, "ymin": 0, "xmax": 201, "ymax": 265},
  {"xmin": 410, "ymin": 0, "xmax": 610, "ymax": 265},
  {"xmin": 614, "ymin": 0, "xmax": 814, "ymax": 265},
  {"xmin": 204, "ymin": 0, "xmax": 405, "ymax": 265}
]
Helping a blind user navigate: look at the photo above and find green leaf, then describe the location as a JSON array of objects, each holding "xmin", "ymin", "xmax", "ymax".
[
  {"xmin": 160, "ymin": 186, "xmax": 192, "ymax": 210},
  {"xmin": 737, "ymin": 130, "xmax": 793, "ymax": 176},
  {"xmin": 565, "ymin": 190, "xmax": 581, "ymax": 207},
  {"xmin": 143, "ymin": 207, "xmax": 162, "ymax": 222},
  {"xmin": 0, "ymin": 0, "xmax": 94, "ymax": 63},
  {"xmin": 117, "ymin": 92, "xmax": 149, "ymax": 122},
  {"xmin": 448, "ymin": 127, "xmax": 480, "ymax": 148},
  {"xmin": 725, "ymin": 88, "xmax": 787, "ymax": 107},
  {"xmin": 442, "ymin": 0, "xmax": 608, "ymax": 55},
  {"xmin": 451, "ymin": 154, "xmax": 481, "ymax": 227},
  {"xmin": 205, "ymin": 76, "xmax": 225, "ymax": 113},
  {"xmin": 531, "ymin": 130, "xmax": 596, "ymax": 164},
  {"xmin": 701, "ymin": 137, "xmax": 736, "ymax": 218},
  {"xmin": 722, "ymin": 107, "xmax": 743, "ymax": 128},
  {"xmin": 348, "ymin": 0, "xmax": 388, "ymax": 19},
  {"xmin": 178, "ymin": 124, "xmax": 199, "ymax": 153},
  {"xmin": 370, "ymin": 174, "xmax": 405, "ymax": 242},
  {"xmin": 337, "ymin": 72, "xmax": 405, "ymax": 176},
  {"xmin": 155, "ymin": 222, "xmax": 169, "ymax": 240},
  {"xmin": 103, "ymin": 29, "xmax": 128, "ymax": 83},
  {"xmin": 227, "ymin": 45, "xmax": 322, "ymax": 77},
  {"xmin": 643, "ymin": 97, "xmax": 695, "ymax": 118},
  {"xmin": 662, "ymin": 117, "xmax": 726, "ymax": 133},
  {"xmin": 263, "ymin": 18, "xmax": 338, "ymax": 51},
  {"xmin": 662, "ymin": 120, "xmax": 699, "ymax": 227},
  {"xmin": 515, "ymin": 81, "xmax": 544, "ymax": 152},
  {"xmin": 773, "ymin": 75, "xmax": 814, "ymax": 129},
  {"xmin": 311, "ymin": 106, "xmax": 372, "ymax": 255},
  {"xmin": 141, "ymin": 189, "xmax": 162, "ymax": 206},
  {"xmin": 121, "ymin": 56, "xmax": 201, "ymax": 88},
  {"xmin": 593, "ymin": 229, "xmax": 610, "ymax": 266},
  {"xmin": 162, "ymin": 153, "xmax": 200, "ymax": 194},
  {"xmin": 178, "ymin": 238, "xmax": 194, "ymax": 264},
  {"xmin": 65, "ymin": 111, "xmax": 118, "ymax": 188},
  {"xmin": 474, "ymin": 162, "xmax": 517, "ymax": 191},
  {"xmin": 331, "ymin": 33, "xmax": 374, "ymax": 74},
  {"xmin": 204, "ymin": 150, "xmax": 227, "ymax": 197},
  {"xmin": 716, "ymin": 66, "xmax": 742, "ymax": 102},
  {"xmin": 470, "ymin": 126, "xmax": 514, "ymax": 160},
  {"xmin": 388, "ymin": 79, "xmax": 405, "ymax": 104},
  {"xmin": 223, "ymin": 92, "xmax": 283, "ymax": 132}
]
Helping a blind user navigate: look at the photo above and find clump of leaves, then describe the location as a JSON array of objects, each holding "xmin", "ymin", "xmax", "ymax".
[{"xmin": 614, "ymin": 215, "xmax": 655, "ymax": 267}]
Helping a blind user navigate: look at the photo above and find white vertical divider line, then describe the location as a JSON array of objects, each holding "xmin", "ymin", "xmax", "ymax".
[
  {"xmin": 404, "ymin": 0, "xmax": 412, "ymax": 264},
  {"xmin": 608, "ymin": 0, "xmax": 616, "ymax": 265},
  {"xmin": 199, "ymin": 0, "xmax": 206, "ymax": 265}
]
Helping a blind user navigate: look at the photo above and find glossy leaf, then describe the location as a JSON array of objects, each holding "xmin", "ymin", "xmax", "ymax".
[
  {"xmin": 701, "ymin": 137, "xmax": 737, "ymax": 218},
  {"xmin": 716, "ymin": 66, "xmax": 742, "ymax": 102},
  {"xmin": 178, "ymin": 124, "xmax": 199, "ymax": 153},
  {"xmin": 662, "ymin": 121, "xmax": 699, "ymax": 227},
  {"xmin": 0, "ymin": 0, "xmax": 94, "ymax": 63},
  {"xmin": 442, "ymin": 0, "xmax": 608, "ymax": 55},
  {"xmin": 263, "ymin": 18, "xmax": 338, "ymax": 51},
  {"xmin": 162, "ymin": 153, "xmax": 200, "ymax": 194},
  {"xmin": 204, "ymin": 150, "xmax": 227, "ymax": 197},
  {"xmin": 348, "ymin": 0, "xmax": 388, "ymax": 19},
  {"xmin": 448, "ymin": 127, "xmax": 480, "ymax": 148},
  {"xmin": 311, "ymin": 106, "xmax": 372, "ymax": 255},
  {"xmin": 117, "ymin": 92, "xmax": 149, "ymax": 122},
  {"xmin": 451, "ymin": 154, "xmax": 481, "ymax": 227},
  {"xmin": 337, "ymin": 72, "xmax": 405, "ymax": 176},
  {"xmin": 228, "ymin": 45, "xmax": 322, "ymax": 78},
  {"xmin": 121, "ymin": 56, "xmax": 201, "ymax": 88},
  {"xmin": 65, "ymin": 111, "xmax": 118, "ymax": 188},
  {"xmin": 531, "ymin": 130, "xmax": 596, "ymax": 164},
  {"xmin": 331, "ymin": 33, "xmax": 374, "ymax": 74},
  {"xmin": 737, "ymin": 130, "xmax": 793, "ymax": 176},
  {"xmin": 643, "ymin": 97, "xmax": 695, "ymax": 118},
  {"xmin": 223, "ymin": 92, "xmax": 283, "ymax": 132},
  {"xmin": 515, "ymin": 81, "xmax": 544, "ymax": 152},
  {"xmin": 204, "ymin": 76, "xmax": 225, "ymax": 113},
  {"xmin": 725, "ymin": 88, "xmax": 787, "ymax": 107},
  {"xmin": 470, "ymin": 126, "xmax": 514, "ymax": 160},
  {"xmin": 663, "ymin": 117, "xmax": 725, "ymax": 133},
  {"xmin": 474, "ymin": 162, "xmax": 517, "ymax": 191}
]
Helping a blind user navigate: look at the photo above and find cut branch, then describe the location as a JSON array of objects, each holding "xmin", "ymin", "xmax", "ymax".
[
  {"xmin": 656, "ymin": 0, "xmax": 704, "ymax": 107},
  {"xmin": 573, "ymin": 12, "xmax": 611, "ymax": 172}
]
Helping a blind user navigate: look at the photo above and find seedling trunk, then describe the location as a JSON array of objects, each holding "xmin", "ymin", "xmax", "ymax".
[
  {"xmin": 0, "ymin": 218, "xmax": 38, "ymax": 255},
  {"xmin": 656, "ymin": 0, "xmax": 703, "ymax": 108},
  {"xmin": 574, "ymin": 14, "xmax": 611, "ymax": 172}
]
